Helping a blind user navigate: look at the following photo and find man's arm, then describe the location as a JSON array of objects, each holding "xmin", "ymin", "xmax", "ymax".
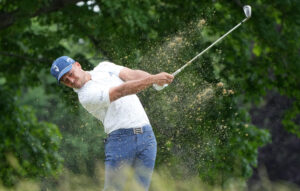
[
  {"xmin": 109, "ymin": 72, "xmax": 173, "ymax": 102},
  {"xmin": 119, "ymin": 67, "xmax": 151, "ymax": 81}
]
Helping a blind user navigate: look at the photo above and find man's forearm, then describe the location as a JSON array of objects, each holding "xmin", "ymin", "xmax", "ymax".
[
  {"xmin": 110, "ymin": 72, "xmax": 174, "ymax": 102},
  {"xmin": 119, "ymin": 68, "xmax": 152, "ymax": 81},
  {"xmin": 109, "ymin": 76, "xmax": 154, "ymax": 102},
  {"xmin": 129, "ymin": 70, "xmax": 151, "ymax": 80}
]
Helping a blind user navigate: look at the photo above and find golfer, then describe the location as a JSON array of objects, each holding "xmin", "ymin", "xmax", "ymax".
[{"xmin": 50, "ymin": 56, "xmax": 173, "ymax": 190}]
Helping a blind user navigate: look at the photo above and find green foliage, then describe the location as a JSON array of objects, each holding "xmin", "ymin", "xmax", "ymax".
[
  {"xmin": 0, "ymin": 0, "xmax": 299, "ymax": 187},
  {"xmin": 19, "ymin": 75, "xmax": 106, "ymax": 176},
  {"xmin": 0, "ymin": 85, "xmax": 62, "ymax": 187},
  {"xmin": 282, "ymin": 101, "xmax": 300, "ymax": 137},
  {"xmin": 59, "ymin": 108, "xmax": 106, "ymax": 175}
]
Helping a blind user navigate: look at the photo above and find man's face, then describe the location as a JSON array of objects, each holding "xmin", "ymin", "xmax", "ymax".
[{"xmin": 60, "ymin": 62, "xmax": 86, "ymax": 89}]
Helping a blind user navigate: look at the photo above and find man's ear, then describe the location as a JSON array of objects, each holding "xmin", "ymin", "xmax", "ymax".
[{"xmin": 75, "ymin": 62, "xmax": 82, "ymax": 69}]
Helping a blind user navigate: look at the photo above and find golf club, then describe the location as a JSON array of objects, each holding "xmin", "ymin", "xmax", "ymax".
[{"xmin": 153, "ymin": 5, "xmax": 252, "ymax": 91}]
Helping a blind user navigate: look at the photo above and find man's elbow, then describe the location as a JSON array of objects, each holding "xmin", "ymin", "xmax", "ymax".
[{"xmin": 109, "ymin": 87, "xmax": 123, "ymax": 102}]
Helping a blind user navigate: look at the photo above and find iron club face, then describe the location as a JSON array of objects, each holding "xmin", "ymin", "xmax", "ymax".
[{"xmin": 243, "ymin": 5, "xmax": 252, "ymax": 18}]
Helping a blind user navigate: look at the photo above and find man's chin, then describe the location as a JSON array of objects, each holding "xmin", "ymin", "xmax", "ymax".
[{"xmin": 73, "ymin": 83, "xmax": 83, "ymax": 89}]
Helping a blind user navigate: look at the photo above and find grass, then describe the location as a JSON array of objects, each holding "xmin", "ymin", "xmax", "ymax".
[{"xmin": 1, "ymin": 166, "xmax": 299, "ymax": 191}]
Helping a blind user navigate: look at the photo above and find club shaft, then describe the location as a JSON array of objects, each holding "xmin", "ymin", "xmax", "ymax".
[{"xmin": 172, "ymin": 17, "xmax": 248, "ymax": 76}]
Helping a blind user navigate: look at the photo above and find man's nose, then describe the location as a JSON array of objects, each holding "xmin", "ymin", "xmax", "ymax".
[{"xmin": 66, "ymin": 76, "xmax": 74, "ymax": 83}]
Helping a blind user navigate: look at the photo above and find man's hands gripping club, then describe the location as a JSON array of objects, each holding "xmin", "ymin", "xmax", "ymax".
[
  {"xmin": 152, "ymin": 72, "xmax": 174, "ymax": 86},
  {"xmin": 152, "ymin": 72, "xmax": 174, "ymax": 91}
]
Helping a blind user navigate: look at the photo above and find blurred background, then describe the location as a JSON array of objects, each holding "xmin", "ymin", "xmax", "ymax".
[{"xmin": 0, "ymin": 0, "xmax": 299, "ymax": 190}]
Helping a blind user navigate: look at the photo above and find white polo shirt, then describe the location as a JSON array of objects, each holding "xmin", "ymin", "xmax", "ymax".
[{"xmin": 73, "ymin": 61, "xmax": 150, "ymax": 134}]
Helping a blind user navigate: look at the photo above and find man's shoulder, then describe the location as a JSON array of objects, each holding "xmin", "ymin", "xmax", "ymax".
[{"xmin": 93, "ymin": 61, "xmax": 115, "ymax": 72}]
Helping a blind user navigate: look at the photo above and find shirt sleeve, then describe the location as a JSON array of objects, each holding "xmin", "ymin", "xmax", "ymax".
[
  {"xmin": 78, "ymin": 82, "xmax": 111, "ymax": 110},
  {"xmin": 95, "ymin": 61, "xmax": 124, "ymax": 77}
]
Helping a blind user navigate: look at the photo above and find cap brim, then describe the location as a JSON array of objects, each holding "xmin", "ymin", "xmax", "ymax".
[{"xmin": 57, "ymin": 64, "xmax": 73, "ymax": 83}]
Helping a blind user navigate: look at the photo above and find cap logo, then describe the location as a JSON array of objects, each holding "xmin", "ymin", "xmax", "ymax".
[
  {"xmin": 67, "ymin": 58, "xmax": 72, "ymax": 63},
  {"xmin": 53, "ymin": 65, "xmax": 59, "ymax": 72}
]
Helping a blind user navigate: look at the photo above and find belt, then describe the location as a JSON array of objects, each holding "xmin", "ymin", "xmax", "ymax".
[{"xmin": 108, "ymin": 124, "xmax": 152, "ymax": 136}]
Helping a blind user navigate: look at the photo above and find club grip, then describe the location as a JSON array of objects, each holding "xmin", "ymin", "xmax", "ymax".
[{"xmin": 153, "ymin": 84, "xmax": 168, "ymax": 91}]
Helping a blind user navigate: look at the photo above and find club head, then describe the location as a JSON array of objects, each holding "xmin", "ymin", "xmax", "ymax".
[{"xmin": 243, "ymin": 5, "xmax": 251, "ymax": 18}]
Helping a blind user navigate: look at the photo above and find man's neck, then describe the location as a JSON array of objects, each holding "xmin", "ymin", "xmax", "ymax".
[{"xmin": 83, "ymin": 71, "xmax": 91, "ymax": 84}]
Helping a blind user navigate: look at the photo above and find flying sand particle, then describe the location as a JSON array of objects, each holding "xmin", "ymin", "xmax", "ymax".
[
  {"xmin": 222, "ymin": 89, "xmax": 227, "ymax": 95},
  {"xmin": 196, "ymin": 87, "xmax": 214, "ymax": 104},
  {"xmin": 197, "ymin": 19, "xmax": 206, "ymax": 28},
  {"xmin": 168, "ymin": 42, "xmax": 176, "ymax": 48},
  {"xmin": 227, "ymin": 89, "xmax": 234, "ymax": 95},
  {"xmin": 217, "ymin": 82, "xmax": 224, "ymax": 87},
  {"xmin": 174, "ymin": 37, "xmax": 183, "ymax": 43},
  {"xmin": 173, "ymin": 95, "xmax": 179, "ymax": 102}
]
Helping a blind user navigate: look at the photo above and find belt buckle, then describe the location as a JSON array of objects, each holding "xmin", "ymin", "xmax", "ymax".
[{"xmin": 133, "ymin": 127, "xmax": 143, "ymax": 134}]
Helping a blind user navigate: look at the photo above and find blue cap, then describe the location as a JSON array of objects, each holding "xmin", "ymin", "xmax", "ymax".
[{"xmin": 50, "ymin": 56, "xmax": 75, "ymax": 82}]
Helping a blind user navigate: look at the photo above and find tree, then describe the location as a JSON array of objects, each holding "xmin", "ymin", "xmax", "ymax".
[
  {"xmin": 0, "ymin": 81, "xmax": 62, "ymax": 187},
  {"xmin": 0, "ymin": 0, "xmax": 299, "ymax": 187}
]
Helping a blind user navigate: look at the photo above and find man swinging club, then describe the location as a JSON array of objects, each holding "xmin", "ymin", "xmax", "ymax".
[{"xmin": 50, "ymin": 56, "xmax": 174, "ymax": 190}]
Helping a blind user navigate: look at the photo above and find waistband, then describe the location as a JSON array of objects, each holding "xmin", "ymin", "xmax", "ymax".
[{"xmin": 108, "ymin": 124, "xmax": 152, "ymax": 136}]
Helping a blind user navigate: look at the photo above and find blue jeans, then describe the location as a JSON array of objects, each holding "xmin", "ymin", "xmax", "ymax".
[{"xmin": 103, "ymin": 125, "xmax": 157, "ymax": 191}]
